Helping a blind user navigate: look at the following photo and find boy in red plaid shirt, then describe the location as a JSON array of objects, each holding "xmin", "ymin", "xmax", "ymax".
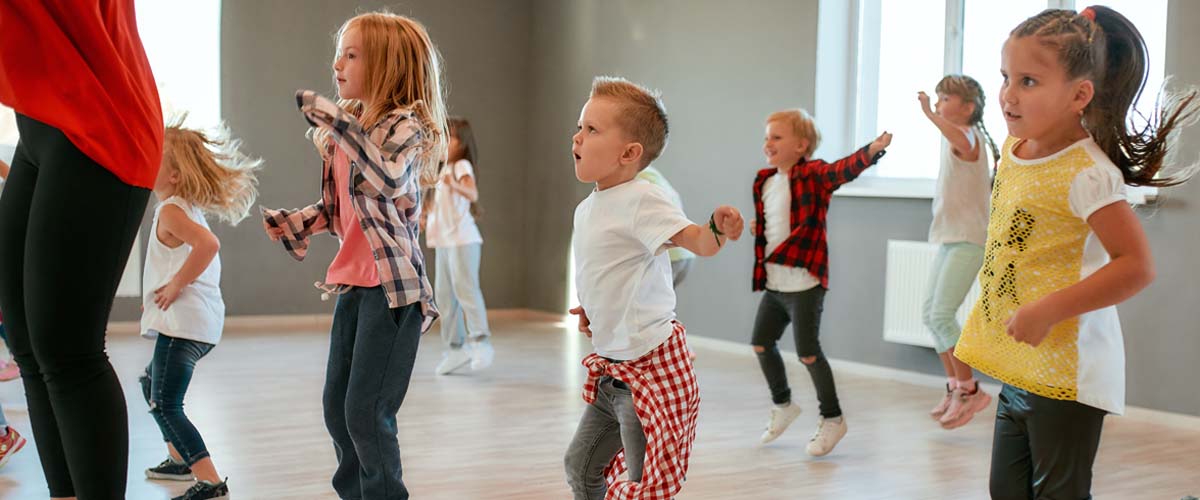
[
  {"xmin": 564, "ymin": 76, "xmax": 744, "ymax": 500},
  {"xmin": 751, "ymin": 108, "xmax": 891, "ymax": 455}
]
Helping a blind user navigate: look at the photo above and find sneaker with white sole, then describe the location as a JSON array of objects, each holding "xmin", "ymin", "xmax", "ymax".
[
  {"xmin": 469, "ymin": 337, "xmax": 494, "ymax": 371},
  {"xmin": 805, "ymin": 416, "xmax": 847, "ymax": 457},
  {"xmin": 146, "ymin": 457, "xmax": 194, "ymax": 481},
  {"xmin": 435, "ymin": 348, "xmax": 472, "ymax": 376},
  {"xmin": 941, "ymin": 388, "xmax": 992, "ymax": 430},
  {"xmin": 759, "ymin": 403, "xmax": 803, "ymax": 444}
]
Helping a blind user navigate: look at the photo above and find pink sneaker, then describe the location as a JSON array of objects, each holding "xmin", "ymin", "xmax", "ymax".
[{"xmin": 0, "ymin": 360, "xmax": 18, "ymax": 382}]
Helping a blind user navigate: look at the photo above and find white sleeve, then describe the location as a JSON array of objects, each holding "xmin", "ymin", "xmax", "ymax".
[
  {"xmin": 634, "ymin": 186, "xmax": 694, "ymax": 255},
  {"xmin": 454, "ymin": 159, "xmax": 475, "ymax": 180},
  {"xmin": 1069, "ymin": 164, "xmax": 1126, "ymax": 221}
]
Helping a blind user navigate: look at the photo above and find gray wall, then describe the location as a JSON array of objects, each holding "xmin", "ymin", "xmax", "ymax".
[{"xmin": 111, "ymin": 0, "xmax": 533, "ymax": 320}]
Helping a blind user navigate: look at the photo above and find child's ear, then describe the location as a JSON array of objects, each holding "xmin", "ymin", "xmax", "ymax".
[
  {"xmin": 797, "ymin": 139, "xmax": 810, "ymax": 158},
  {"xmin": 621, "ymin": 142, "xmax": 645, "ymax": 167},
  {"xmin": 1074, "ymin": 79, "xmax": 1095, "ymax": 116}
]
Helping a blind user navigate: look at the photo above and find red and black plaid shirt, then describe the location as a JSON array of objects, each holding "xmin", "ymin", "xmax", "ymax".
[{"xmin": 752, "ymin": 145, "xmax": 884, "ymax": 291}]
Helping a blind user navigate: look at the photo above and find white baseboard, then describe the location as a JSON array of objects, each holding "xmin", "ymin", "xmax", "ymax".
[
  {"xmin": 106, "ymin": 308, "xmax": 568, "ymax": 336},
  {"xmin": 686, "ymin": 333, "xmax": 1200, "ymax": 430}
]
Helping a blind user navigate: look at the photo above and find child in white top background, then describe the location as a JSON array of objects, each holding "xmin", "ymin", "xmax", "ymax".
[
  {"xmin": 916, "ymin": 74, "xmax": 1000, "ymax": 430},
  {"xmin": 426, "ymin": 117, "xmax": 494, "ymax": 376}
]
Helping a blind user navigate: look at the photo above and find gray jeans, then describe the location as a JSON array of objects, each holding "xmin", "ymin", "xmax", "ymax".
[{"xmin": 564, "ymin": 376, "xmax": 647, "ymax": 500}]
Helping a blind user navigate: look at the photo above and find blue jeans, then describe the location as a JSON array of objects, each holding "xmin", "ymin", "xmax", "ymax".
[
  {"xmin": 922, "ymin": 242, "xmax": 984, "ymax": 353},
  {"xmin": 435, "ymin": 244, "xmax": 490, "ymax": 349},
  {"xmin": 325, "ymin": 286, "xmax": 423, "ymax": 500},
  {"xmin": 138, "ymin": 333, "xmax": 215, "ymax": 465}
]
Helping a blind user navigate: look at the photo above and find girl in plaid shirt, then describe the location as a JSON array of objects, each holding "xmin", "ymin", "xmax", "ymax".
[
  {"xmin": 262, "ymin": 12, "xmax": 447, "ymax": 500},
  {"xmin": 750, "ymin": 109, "xmax": 890, "ymax": 455}
]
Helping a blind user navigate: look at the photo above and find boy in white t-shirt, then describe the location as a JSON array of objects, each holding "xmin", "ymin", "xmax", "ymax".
[{"xmin": 563, "ymin": 76, "xmax": 743, "ymax": 500}]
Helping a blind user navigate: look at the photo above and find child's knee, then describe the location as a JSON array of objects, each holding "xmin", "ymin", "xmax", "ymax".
[
  {"xmin": 752, "ymin": 345, "xmax": 768, "ymax": 354},
  {"xmin": 800, "ymin": 355, "xmax": 818, "ymax": 365}
]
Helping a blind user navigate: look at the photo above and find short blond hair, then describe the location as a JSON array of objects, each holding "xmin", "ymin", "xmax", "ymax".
[
  {"xmin": 590, "ymin": 76, "xmax": 669, "ymax": 168},
  {"xmin": 767, "ymin": 109, "xmax": 821, "ymax": 158}
]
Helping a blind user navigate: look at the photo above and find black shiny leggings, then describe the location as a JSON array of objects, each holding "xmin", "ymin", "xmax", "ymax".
[{"xmin": 990, "ymin": 384, "xmax": 1106, "ymax": 500}]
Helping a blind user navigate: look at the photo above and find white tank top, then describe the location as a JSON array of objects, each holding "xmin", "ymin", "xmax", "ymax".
[
  {"xmin": 929, "ymin": 127, "xmax": 992, "ymax": 246},
  {"xmin": 140, "ymin": 197, "xmax": 225, "ymax": 344}
]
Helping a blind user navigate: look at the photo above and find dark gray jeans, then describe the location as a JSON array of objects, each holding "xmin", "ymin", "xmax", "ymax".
[
  {"xmin": 750, "ymin": 288, "xmax": 842, "ymax": 418},
  {"xmin": 564, "ymin": 376, "xmax": 647, "ymax": 500},
  {"xmin": 324, "ymin": 287, "xmax": 423, "ymax": 500}
]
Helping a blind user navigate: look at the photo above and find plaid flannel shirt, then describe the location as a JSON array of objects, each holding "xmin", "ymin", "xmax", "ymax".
[
  {"xmin": 262, "ymin": 90, "xmax": 438, "ymax": 332},
  {"xmin": 751, "ymin": 145, "xmax": 884, "ymax": 291},
  {"xmin": 582, "ymin": 322, "xmax": 699, "ymax": 500}
]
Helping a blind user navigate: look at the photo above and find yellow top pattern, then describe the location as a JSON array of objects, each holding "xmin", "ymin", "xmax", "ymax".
[{"xmin": 955, "ymin": 136, "xmax": 1096, "ymax": 401}]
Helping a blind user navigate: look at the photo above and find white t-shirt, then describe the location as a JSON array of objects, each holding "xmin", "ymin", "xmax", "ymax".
[
  {"xmin": 761, "ymin": 173, "xmax": 821, "ymax": 292},
  {"xmin": 426, "ymin": 159, "xmax": 483, "ymax": 248},
  {"xmin": 573, "ymin": 179, "xmax": 692, "ymax": 360},
  {"xmin": 930, "ymin": 127, "xmax": 991, "ymax": 246},
  {"xmin": 140, "ymin": 197, "xmax": 225, "ymax": 345}
]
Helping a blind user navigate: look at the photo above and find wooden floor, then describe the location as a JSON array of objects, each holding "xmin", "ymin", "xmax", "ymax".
[{"xmin": 0, "ymin": 315, "xmax": 1197, "ymax": 499}]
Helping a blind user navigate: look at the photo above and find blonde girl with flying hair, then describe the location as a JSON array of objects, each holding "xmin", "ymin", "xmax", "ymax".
[
  {"xmin": 261, "ymin": 12, "xmax": 447, "ymax": 499},
  {"xmin": 140, "ymin": 117, "xmax": 260, "ymax": 500}
]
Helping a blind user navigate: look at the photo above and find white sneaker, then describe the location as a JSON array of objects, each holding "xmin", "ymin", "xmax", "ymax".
[
  {"xmin": 805, "ymin": 416, "xmax": 847, "ymax": 457},
  {"xmin": 469, "ymin": 337, "xmax": 494, "ymax": 371},
  {"xmin": 759, "ymin": 403, "xmax": 803, "ymax": 444},
  {"xmin": 435, "ymin": 348, "xmax": 471, "ymax": 376}
]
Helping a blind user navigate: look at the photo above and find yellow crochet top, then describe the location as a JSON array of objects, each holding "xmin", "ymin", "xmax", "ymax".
[{"xmin": 956, "ymin": 136, "xmax": 1099, "ymax": 402}]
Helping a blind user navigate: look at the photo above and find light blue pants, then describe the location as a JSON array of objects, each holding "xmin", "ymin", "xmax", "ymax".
[
  {"xmin": 436, "ymin": 244, "xmax": 490, "ymax": 349},
  {"xmin": 922, "ymin": 242, "xmax": 984, "ymax": 353}
]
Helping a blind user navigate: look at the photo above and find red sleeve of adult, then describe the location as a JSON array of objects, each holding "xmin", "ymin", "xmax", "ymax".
[{"xmin": 0, "ymin": 0, "xmax": 163, "ymax": 189}]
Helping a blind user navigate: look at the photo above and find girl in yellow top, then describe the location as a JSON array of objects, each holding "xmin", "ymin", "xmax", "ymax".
[{"xmin": 954, "ymin": 6, "xmax": 1198, "ymax": 499}]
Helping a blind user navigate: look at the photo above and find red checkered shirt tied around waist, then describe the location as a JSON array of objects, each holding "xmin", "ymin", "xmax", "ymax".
[
  {"xmin": 751, "ymin": 145, "xmax": 886, "ymax": 291},
  {"xmin": 581, "ymin": 322, "xmax": 699, "ymax": 500}
]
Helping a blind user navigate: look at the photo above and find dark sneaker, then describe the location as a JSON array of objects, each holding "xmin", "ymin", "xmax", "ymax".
[
  {"xmin": 173, "ymin": 479, "xmax": 229, "ymax": 500},
  {"xmin": 146, "ymin": 457, "xmax": 193, "ymax": 481}
]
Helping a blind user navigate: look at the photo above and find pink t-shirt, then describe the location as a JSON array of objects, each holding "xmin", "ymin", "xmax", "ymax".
[{"xmin": 325, "ymin": 148, "xmax": 381, "ymax": 288}]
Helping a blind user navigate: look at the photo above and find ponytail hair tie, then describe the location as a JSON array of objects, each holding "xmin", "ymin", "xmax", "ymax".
[{"xmin": 1080, "ymin": 6, "xmax": 1096, "ymax": 21}]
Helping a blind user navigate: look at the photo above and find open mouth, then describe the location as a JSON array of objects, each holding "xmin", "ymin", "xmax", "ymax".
[{"xmin": 1004, "ymin": 110, "xmax": 1021, "ymax": 120}]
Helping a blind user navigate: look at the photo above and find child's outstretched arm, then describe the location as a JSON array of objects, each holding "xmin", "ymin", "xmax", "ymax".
[
  {"xmin": 669, "ymin": 206, "xmax": 744, "ymax": 257},
  {"xmin": 296, "ymin": 90, "xmax": 420, "ymax": 200},
  {"xmin": 1006, "ymin": 202, "xmax": 1154, "ymax": 346},
  {"xmin": 153, "ymin": 205, "xmax": 220, "ymax": 310},
  {"xmin": 917, "ymin": 92, "xmax": 977, "ymax": 160},
  {"xmin": 813, "ymin": 132, "xmax": 892, "ymax": 190}
]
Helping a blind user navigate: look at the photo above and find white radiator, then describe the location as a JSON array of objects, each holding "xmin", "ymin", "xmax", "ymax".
[{"xmin": 883, "ymin": 240, "xmax": 981, "ymax": 348}]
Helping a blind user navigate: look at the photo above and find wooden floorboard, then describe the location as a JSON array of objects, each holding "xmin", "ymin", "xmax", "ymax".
[{"xmin": 0, "ymin": 316, "xmax": 1196, "ymax": 499}]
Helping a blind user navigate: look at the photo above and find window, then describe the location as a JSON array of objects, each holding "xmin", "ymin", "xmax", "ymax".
[{"xmin": 843, "ymin": 0, "xmax": 1171, "ymax": 185}]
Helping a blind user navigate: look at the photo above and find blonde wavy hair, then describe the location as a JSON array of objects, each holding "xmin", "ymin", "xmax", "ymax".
[
  {"xmin": 312, "ymin": 12, "xmax": 449, "ymax": 188},
  {"xmin": 163, "ymin": 116, "xmax": 261, "ymax": 225}
]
